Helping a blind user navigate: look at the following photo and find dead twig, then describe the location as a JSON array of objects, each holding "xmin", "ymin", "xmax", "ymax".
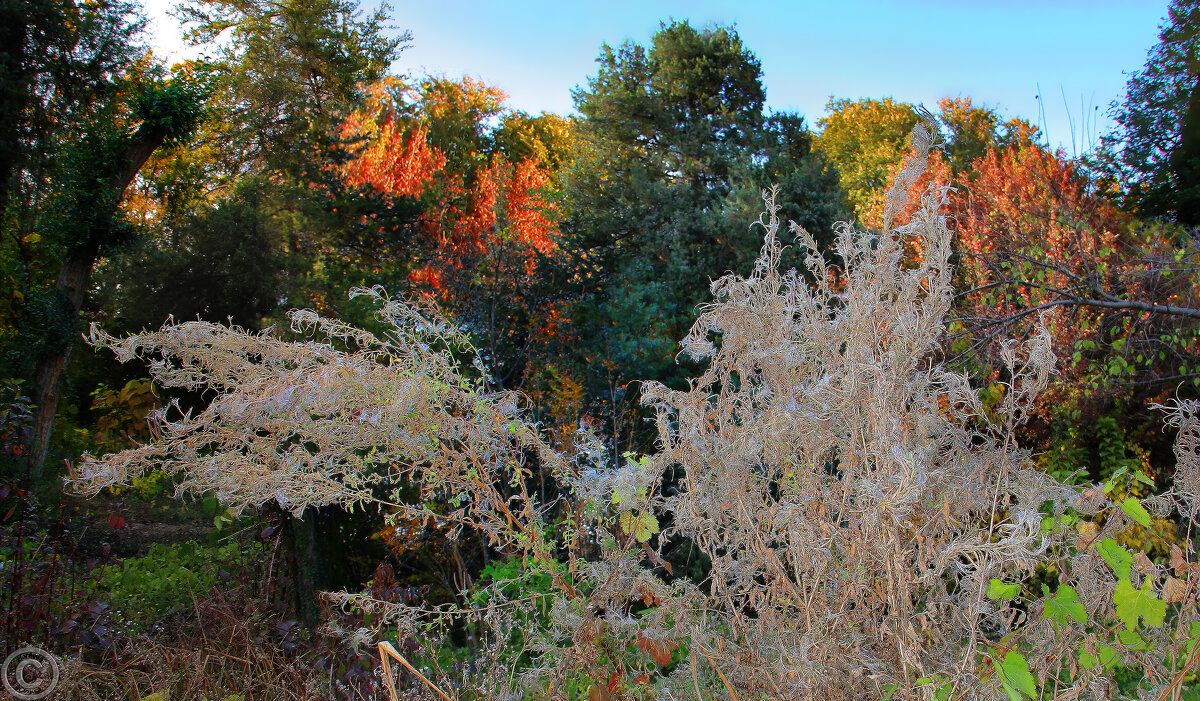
[{"xmin": 378, "ymin": 640, "xmax": 453, "ymax": 701}]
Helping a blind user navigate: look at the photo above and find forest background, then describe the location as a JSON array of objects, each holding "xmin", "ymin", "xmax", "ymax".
[{"xmin": 3, "ymin": 0, "xmax": 1200, "ymax": 698}]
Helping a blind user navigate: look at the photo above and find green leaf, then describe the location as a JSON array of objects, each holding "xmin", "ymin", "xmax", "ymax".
[
  {"xmin": 1114, "ymin": 578, "xmax": 1167, "ymax": 631},
  {"xmin": 993, "ymin": 651, "xmax": 1036, "ymax": 700},
  {"xmin": 1078, "ymin": 643, "xmax": 1117, "ymax": 669},
  {"xmin": 987, "ymin": 579, "xmax": 1020, "ymax": 601},
  {"xmin": 1041, "ymin": 584, "xmax": 1087, "ymax": 626},
  {"xmin": 619, "ymin": 510, "xmax": 660, "ymax": 543},
  {"xmin": 1117, "ymin": 628, "xmax": 1148, "ymax": 650},
  {"xmin": 1187, "ymin": 622, "xmax": 1200, "ymax": 656},
  {"xmin": 634, "ymin": 512, "xmax": 659, "ymax": 542},
  {"xmin": 1120, "ymin": 497, "xmax": 1151, "ymax": 527},
  {"xmin": 1097, "ymin": 538, "xmax": 1133, "ymax": 579}
]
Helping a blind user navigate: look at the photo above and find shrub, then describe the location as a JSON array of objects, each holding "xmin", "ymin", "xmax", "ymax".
[
  {"xmin": 91, "ymin": 540, "xmax": 261, "ymax": 634},
  {"xmin": 70, "ymin": 122, "xmax": 1197, "ymax": 700}
]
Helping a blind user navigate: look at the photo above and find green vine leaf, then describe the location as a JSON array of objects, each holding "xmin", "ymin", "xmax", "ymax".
[
  {"xmin": 1041, "ymin": 584, "xmax": 1086, "ymax": 626},
  {"xmin": 1114, "ymin": 578, "xmax": 1166, "ymax": 631},
  {"xmin": 1117, "ymin": 628, "xmax": 1148, "ymax": 651},
  {"xmin": 987, "ymin": 579, "xmax": 1020, "ymax": 601},
  {"xmin": 1078, "ymin": 643, "xmax": 1118, "ymax": 670},
  {"xmin": 1119, "ymin": 497, "xmax": 1151, "ymax": 527},
  {"xmin": 619, "ymin": 510, "xmax": 659, "ymax": 543},
  {"xmin": 993, "ymin": 650, "xmax": 1036, "ymax": 700},
  {"xmin": 1097, "ymin": 538, "xmax": 1133, "ymax": 579},
  {"xmin": 1186, "ymin": 622, "xmax": 1200, "ymax": 656}
]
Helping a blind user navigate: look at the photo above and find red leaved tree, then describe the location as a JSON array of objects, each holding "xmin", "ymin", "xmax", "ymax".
[
  {"xmin": 950, "ymin": 138, "xmax": 1200, "ymax": 492},
  {"xmin": 339, "ymin": 76, "xmax": 574, "ymax": 387}
]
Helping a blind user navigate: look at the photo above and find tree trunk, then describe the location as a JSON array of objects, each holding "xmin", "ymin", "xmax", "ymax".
[
  {"xmin": 28, "ymin": 246, "xmax": 98, "ymax": 473},
  {"xmin": 290, "ymin": 509, "xmax": 323, "ymax": 627},
  {"xmin": 27, "ymin": 123, "xmax": 167, "ymax": 476}
]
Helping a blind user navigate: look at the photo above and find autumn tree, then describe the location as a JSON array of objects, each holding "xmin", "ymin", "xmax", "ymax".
[
  {"xmin": 338, "ymin": 76, "xmax": 574, "ymax": 387},
  {"xmin": 819, "ymin": 91, "xmax": 1197, "ymax": 491},
  {"xmin": 815, "ymin": 96, "xmax": 1038, "ymax": 226},
  {"xmin": 815, "ymin": 97, "xmax": 920, "ymax": 227},
  {"xmin": 938, "ymin": 97, "xmax": 1039, "ymax": 176},
  {"xmin": 952, "ymin": 137, "xmax": 1200, "ymax": 490}
]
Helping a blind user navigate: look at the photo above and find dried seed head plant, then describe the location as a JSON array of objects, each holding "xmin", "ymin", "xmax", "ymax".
[
  {"xmin": 69, "ymin": 122, "xmax": 1196, "ymax": 700},
  {"xmin": 1158, "ymin": 399, "xmax": 1200, "ymax": 524},
  {"xmin": 72, "ymin": 289, "xmax": 575, "ymax": 589}
]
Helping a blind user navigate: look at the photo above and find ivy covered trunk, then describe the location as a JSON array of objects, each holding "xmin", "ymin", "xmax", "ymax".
[{"xmin": 28, "ymin": 120, "xmax": 174, "ymax": 476}]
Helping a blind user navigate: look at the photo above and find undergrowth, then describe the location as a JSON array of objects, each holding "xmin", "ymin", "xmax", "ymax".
[{"xmin": 68, "ymin": 122, "xmax": 1200, "ymax": 700}]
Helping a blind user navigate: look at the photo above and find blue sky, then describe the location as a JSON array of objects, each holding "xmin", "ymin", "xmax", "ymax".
[{"xmin": 144, "ymin": 0, "xmax": 1172, "ymax": 155}]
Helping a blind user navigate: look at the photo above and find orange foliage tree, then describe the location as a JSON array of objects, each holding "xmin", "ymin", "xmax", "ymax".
[
  {"xmin": 950, "ymin": 138, "xmax": 1200, "ymax": 486},
  {"xmin": 330, "ymin": 78, "xmax": 580, "ymax": 593},
  {"xmin": 339, "ymin": 76, "xmax": 575, "ymax": 386}
]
